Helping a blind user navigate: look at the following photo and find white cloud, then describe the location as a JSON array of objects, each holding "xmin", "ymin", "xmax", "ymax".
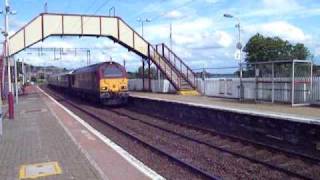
[
  {"xmin": 262, "ymin": 0, "xmax": 301, "ymax": 10},
  {"xmin": 141, "ymin": 18, "xmax": 234, "ymax": 68},
  {"xmin": 145, "ymin": 17, "xmax": 232, "ymax": 49},
  {"xmin": 175, "ymin": 30, "xmax": 232, "ymax": 49},
  {"xmin": 164, "ymin": 10, "xmax": 185, "ymax": 20},
  {"xmin": 142, "ymin": 16, "xmax": 234, "ymax": 68},
  {"xmin": 204, "ymin": 0, "xmax": 220, "ymax": 3},
  {"xmin": 315, "ymin": 47, "xmax": 320, "ymax": 56},
  {"xmin": 246, "ymin": 21, "xmax": 311, "ymax": 43},
  {"xmin": 34, "ymin": 40, "xmax": 74, "ymax": 48},
  {"xmin": 241, "ymin": 0, "xmax": 302, "ymax": 18}
]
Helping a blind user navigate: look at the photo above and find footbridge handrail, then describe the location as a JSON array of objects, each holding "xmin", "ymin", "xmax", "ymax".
[{"xmin": 155, "ymin": 43, "xmax": 197, "ymax": 89}]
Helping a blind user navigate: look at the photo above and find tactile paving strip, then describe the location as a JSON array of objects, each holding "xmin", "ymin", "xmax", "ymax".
[{"xmin": 19, "ymin": 161, "xmax": 62, "ymax": 179}]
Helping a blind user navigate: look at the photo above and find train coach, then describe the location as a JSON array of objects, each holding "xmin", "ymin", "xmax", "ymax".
[
  {"xmin": 48, "ymin": 61, "xmax": 129, "ymax": 105},
  {"xmin": 48, "ymin": 72, "xmax": 71, "ymax": 89}
]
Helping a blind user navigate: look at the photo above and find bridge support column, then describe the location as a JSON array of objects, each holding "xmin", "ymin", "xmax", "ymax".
[
  {"xmin": 7, "ymin": 58, "xmax": 14, "ymax": 119},
  {"xmin": 8, "ymin": 92, "xmax": 14, "ymax": 119},
  {"xmin": 148, "ymin": 59, "xmax": 151, "ymax": 92},
  {"xmin": 142, "ymin": 60, "xmax": 145, "ymax": 91}
]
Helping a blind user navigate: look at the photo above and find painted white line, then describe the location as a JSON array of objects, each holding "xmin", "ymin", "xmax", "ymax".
[
  {"xmin": 40, "ymin": 89, "xmax": 109, "ymax": 180},
  {"xmin": 81, "ymin": 129, "xmax": 97, "ymax": 141},
  {"xmin": 38, "ymin": 87, "xmax": 165, "ymax": 180},
  {"xmin": 130, "ymin": 94, "xmax": 320, "ymax": 125}
]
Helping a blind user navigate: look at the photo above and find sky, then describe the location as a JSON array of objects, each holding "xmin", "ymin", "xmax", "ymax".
[{"xmin": 1, "ymin": 0, "xmax": 320, "ymax": 72}]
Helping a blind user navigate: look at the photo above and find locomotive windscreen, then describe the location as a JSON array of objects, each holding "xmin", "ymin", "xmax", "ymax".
[{"xmin": 104, "ymin": 65, "xmax": 123, "ymax": 77}]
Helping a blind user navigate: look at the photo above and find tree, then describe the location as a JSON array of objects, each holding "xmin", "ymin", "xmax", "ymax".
[
  {"xmin": 128, "ymin": 66, "xmax": 159, "ymax": 79},
  {"xmin": 291, "ymin": 43, "xmax": 311, "ymax": 60},
  {"xmin": 243, "ymin": 33, "xmax": 311, "ymax": 63},
  {"xmin": 137, "ymin": 66, "xmax": 158, "ymax": 79}
]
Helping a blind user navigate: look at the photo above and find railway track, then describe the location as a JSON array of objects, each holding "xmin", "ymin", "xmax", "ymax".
[
  {"xmin": 43, "ymin": 86, "xmax": 320, "ymax": 179},
  {"xmin": 110, "ymin": 108, "xmax": 320, "ymax": 180},
  {"xmin": 43, "ymin": 87, "xmax": 220, "ymax": 180}
]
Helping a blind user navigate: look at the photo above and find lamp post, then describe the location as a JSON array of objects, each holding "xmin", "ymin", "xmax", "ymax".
[
  {"xmin": 109, "ymin": 6, "xmax": 115, "ymax": 17},
  {"xmin": 169, "ymin": 23, "xmax": 173, "ymax": 50},
  {"xmin": 137, "ymin": 18, "xmax": 151, "ymax": 91},
  {"xmin": 137, "ymin": 18, "xmax": 151, "ymax": 38},
  {"xmin": 1, "ymin": 0, "xmax": 16, "ymax": 119},
  {"xmin": 44, "ymin": 1, "xmax": 48, "ymax": 13},
  {"xmin": 224, "ymin": 13, "xmax": 244, "ymax": 101}
]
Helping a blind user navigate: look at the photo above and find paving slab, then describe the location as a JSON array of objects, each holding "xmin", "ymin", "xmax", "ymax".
[
  {"xmin": 0, "ymin": 86, "xmax": 160, "ymax": 180},
  {"xmin": 0, "ymin": 88, "xmax": 102, "ymax": 180}
]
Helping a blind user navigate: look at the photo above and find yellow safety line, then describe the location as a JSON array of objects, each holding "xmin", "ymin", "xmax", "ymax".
[
  {"xmin": 177, "ymin": 90, "xmax": 200, "ymax": 96},
  {"xmin": 19, "ymin": 165, "xmax": 26, "ymax": 179},
  {"xmin": 19, "ymin": 161, "xmax": 62, "ymax": 179}
]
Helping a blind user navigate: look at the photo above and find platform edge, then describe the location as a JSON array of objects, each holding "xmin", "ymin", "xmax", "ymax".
[{"xmin": 38, "ymin": 86, "xmax": 165, "ymax": 180}]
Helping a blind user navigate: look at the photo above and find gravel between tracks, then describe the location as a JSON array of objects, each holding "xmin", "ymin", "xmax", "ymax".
[{"xmin": 42, "ymin": 86, "xmax": 319, "ymax": 180}]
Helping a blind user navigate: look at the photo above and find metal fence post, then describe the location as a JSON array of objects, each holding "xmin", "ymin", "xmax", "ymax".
[
  {"xmin": 254, "ymin": 64, "xmax": 257, "ymax": 102},
  {"xmin": 272, "ymin": 62, "xmax": 274, "ymax": 103},
  {"xmin": 203, "ymin": 68, "xmax": 206, "ymax": 95},
  {"xmin": 310, "ymin": 62, "xmax": 313, "ymax": 102},
  {"xmin": 240, "ymin": 62, "xmax": 243, "ymax": 101},
  {"xmin": 291, "ymin": 61, "xmax": 295, "ymax": 106}
]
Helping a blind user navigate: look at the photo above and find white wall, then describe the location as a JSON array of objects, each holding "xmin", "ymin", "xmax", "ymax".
[{"xmin": 128, "ymin": 79, "xmax": 176, "ymax": 93}]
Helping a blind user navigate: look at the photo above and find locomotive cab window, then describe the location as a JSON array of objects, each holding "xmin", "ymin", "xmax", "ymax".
[{"xmin": 104, "ymin": 65, "xmax": 123, "ymax": 77}]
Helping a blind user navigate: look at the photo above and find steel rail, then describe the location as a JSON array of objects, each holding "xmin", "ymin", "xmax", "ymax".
[
  {"xmin": 107, "ymin": 108, "xmax": 316, "ymax": 180},
  {"xmin": 43, "ymin": 87, "xmax": 220, "ymax": 180},
  {"xmin": 128, "ymin": 107, "xmax": 320, "ymax": 163}
]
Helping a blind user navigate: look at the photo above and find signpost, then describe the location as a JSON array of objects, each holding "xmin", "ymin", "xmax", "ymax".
[{"xmin": 224, "ymin": 13, "xmax": 244, "ymax": 101}]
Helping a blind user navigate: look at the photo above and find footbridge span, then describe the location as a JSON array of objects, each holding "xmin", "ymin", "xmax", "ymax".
[{"xmin": 7, "ymin": 13, "xmax": 199, "ymax": 95}]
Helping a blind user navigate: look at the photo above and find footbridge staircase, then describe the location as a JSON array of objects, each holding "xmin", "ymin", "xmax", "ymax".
[{"xmin": 7, "ymin": 13, "xmax": 199, "ymax": 95}]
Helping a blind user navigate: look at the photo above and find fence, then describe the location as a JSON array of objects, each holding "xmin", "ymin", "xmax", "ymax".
[
  {"xmin": 129, "ymin": 60, "xmax": 317, "ymax": 105},
  {"xmin": 128, "ymin": 79, "xmax": 176, "ymax": 93},
  {"xmin": 312, "ymin": 76, "xmax": 320, "ymax": 101},
  {"xmin": 129, "ymin": 76, "xmax": 320, "ymax": 103},
  {"xmin": 241, "ymin": 60, "xmax": 313, "ymax": 106}
]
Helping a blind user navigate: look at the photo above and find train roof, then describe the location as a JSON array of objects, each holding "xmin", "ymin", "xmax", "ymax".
[
  {"xmin": 49, "ymin": 71, "xmax": 72, "ymax": 78},
  {"xmin": 72, "ymin": 61, "xmax": 122, "ymax": 74}
]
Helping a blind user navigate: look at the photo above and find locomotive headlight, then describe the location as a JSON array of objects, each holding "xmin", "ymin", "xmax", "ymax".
[{"xmin": 122, "ymin": 85, "xmax": 128, "ymax": 90}]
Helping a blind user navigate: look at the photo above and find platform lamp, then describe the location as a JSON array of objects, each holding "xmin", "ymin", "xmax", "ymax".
[
  {"xmin": 137, "ymin": 18, "xmax": 151, "ymax": 37},
  {"xmin": 1, "ymin": 0, "xmax": 16, "ymax": 119},
  {"xmin": 223, "ymin": 13, "xmax": 244, "ymax": 101},
  {"xmin": 137, "ymin": 18, "xmax": 151, "ymax": 91},
  {"xmin": 109, "ymin": 7, "xmax": 115, "ymax": 17}
]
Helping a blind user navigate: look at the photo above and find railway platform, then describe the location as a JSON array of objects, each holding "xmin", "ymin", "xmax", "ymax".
[
  {"xmin": 0, "ymin": 86, "xmax": 161, "ymax": 180},
  {"xmin": 130, "ymin": 92, "xmax": 320, "ymax": 123},
  {"xmin": 129, "ymin": 92, "xmax": 320, "ymax": 161}
]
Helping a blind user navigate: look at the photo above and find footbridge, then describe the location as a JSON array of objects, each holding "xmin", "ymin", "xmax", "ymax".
[{"xmin": 7, "ymin": 13, "xmax": 199, "ymax": 95}]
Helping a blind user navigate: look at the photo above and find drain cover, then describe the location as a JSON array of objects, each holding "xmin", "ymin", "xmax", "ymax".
[{"xmin": 19, "ymin": 161, "xmax": 62, "ymax": 179}]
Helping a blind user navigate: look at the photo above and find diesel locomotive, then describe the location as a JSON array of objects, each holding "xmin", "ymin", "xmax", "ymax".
[{"xmin": 48, "ymin": 61, "xmax": 129, "ymax": 105}]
